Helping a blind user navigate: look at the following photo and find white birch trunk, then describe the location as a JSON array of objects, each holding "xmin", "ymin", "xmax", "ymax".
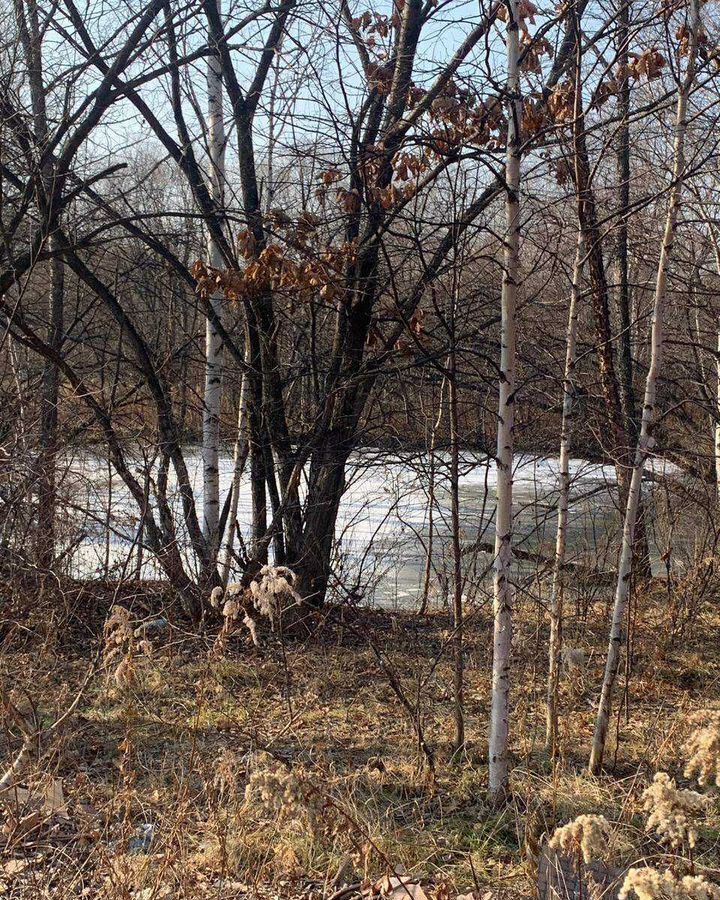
[
  {"xmin": 588, "ymin": 0, "xmax": 700, "ymax": 773},
  {"xmin": 202, "ymin": 0, "xmax": 227, "ymax": 552},
  {"xmin": 546, "ymin": 233, "xmax": 584, "ymax": 755},
  {"xmin": 716, "ymin": 323, "xmax": 720, "ymax": 505},
  {"xmin": 703, "ymin": 225, "xmax": 720, "ymax": 504},
  {"xmin": 488, "ymin": 0, "xmax": 522, "ymax": 802}
]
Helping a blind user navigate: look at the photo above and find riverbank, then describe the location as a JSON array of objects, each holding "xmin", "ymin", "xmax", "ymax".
[{"xmin": 1, "ymin": 582, "xmax": 719, "ymax": 898}]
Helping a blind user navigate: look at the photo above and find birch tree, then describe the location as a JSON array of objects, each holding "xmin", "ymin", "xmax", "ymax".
[
  {"xmin": 695, "ymin": 210, "xmax": 720, "ymax": 505},
  {"xmin": 546, "ymin": 233, "xmax": 584, "ymax": 756},
  {"xmin": 488, "ymin": 0, "xmax": 522, "ymax": 802},
  {"xmin": 202, "ymin": 0, "xmax": 228, "ymax": 552},
  {"xmin": 588, "ymin": 0, "xmax": 701, "ymax": 774}
]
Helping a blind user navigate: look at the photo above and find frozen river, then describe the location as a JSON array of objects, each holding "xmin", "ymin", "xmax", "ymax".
[{"xmin": 58, "ymin": 447, "xmax": 678, "ymax": 607}]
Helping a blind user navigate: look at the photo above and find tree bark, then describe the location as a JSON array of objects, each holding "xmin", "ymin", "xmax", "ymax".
[
  {"xmin": 202, "ymin": 0, "xmax": 227, "ymax": 554},
  {"xmin": 589, "ymin": 0, "xmax": 699, "ymax": 773},
  {"xmin": 219, "ymin": 364, "xmax": 249, "ymax": 586},
  {"xmin": 488, "ymin": 0, "xmax": 521, "ymax": 803},
  {"xmin": 546, "ymin": 233, "xmax": 584, "ymax": 756},
  {"xmin": 13, "ymin": 0, "xmax": 65, "ymax": 571},
  {"xmin": 449, "ymin": 312, "xmax": 464, "ymax": 755}
]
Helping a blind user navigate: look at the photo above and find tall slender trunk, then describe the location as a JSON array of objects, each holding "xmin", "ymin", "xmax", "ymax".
[
  {"xmin": 614, "ymin": 0, "xmax": 635, "ymax": 446},
  {"xmin": 488, "ymin": 0, "xmax": 521, "ymax": 802},
  {"xmin": 202, "ymin": 0, "xmax": 227, "ymax": 554},
  {"xmin": 546, "ymin": 233, "xmax": 584, "ymax": 756},
  {"xmin": 449, "ymin": 315, "xmax": 464, "ymax": 755},
  {"xmin": 716, "ymin": 322, "xmax": 720, "ymax": 505},
  {"xmin": 613, "ymin": 0, "xmax": 653, "ymax": 581},
  {"xmin": 37, "ymin": 239, "xmax": 63, "ymax": 569},
  {"xmin": 219, "ymin": 366, "xmax": 249, "ymax": 585},
  {"xmin": 701, "ymin": 224, "xmax": 720, "ymax": 504},
  {"xmin": 14, "ymin": 0, "xmax": 65, "ymax": 570},
  {"xmin": 589, "ymin": 0, "xmax": 699, "ymax": 773},
  {"xmin": 420, "ymin": 379, "xmax": 446, "ymax": 615}
]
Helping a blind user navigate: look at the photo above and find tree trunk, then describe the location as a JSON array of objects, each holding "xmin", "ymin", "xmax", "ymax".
[
  {"xmin": 589, "ymin": 0, "xmax": 699, "ymax": 773},
  {"xmin": 219, "ymin": 365, "xmax": 249, "ymax": 586},
  {"xmin": 546, "ymin": 233, "xmax": 584, "ymax": 756},
  {"xmin": 36, "ymin": 239, "xmax": 63, "ymax": 570},
  {"xmin": 700, "ymin": 223, "xmax": 720, "ymax": 505},
  {"xmin": 612, "ymin": 0, "xmax": 653, "ymax": 582},
  {"xmin": 202, "ymin": 0, "xmax": 227, "ymax": 553},
  {"xmin": 449, "ymin": 316, "xmax": 464, "ymax": 755},
  {"xmin": 13, "ymin": 0, "xmax": 65, "ymax": 571},
  {"xmin": 488, "ymin": 0, "xmax": 521, "ymax": 803},
  {"xmin": 716, "ymin": 321, "xmax": 720, "ymax": 505},
  {"xmin": 294, "ymin": 434, "xmax": 349, "ymax": 606},
  {"xmin": 420, "ymin": 378, "xmax": 446, "ymax": 615},
  {"xmin": 614, "ymin": 0, "xmax": 635, "ymax": 447}
]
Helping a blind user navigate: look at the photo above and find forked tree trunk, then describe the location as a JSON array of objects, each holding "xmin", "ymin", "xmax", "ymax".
[
  {"xmin": 488, "ymin": 0, "xmax": 521, "ymax": 802},
  {"xmin": 202, "ymin": 0, "xmax": 227, "ymax": 553},
  {"xmin": 589, "ymin": 0, "xmax": 700, "ymax": 773},
  {"xmin": 546, "ymin": 233, "xmax": 584, "ymax": 756}
]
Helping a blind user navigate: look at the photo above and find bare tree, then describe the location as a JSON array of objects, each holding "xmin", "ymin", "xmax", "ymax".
[
  {"xmin": 589, "ymin": 0, "xmax": 702, "ymax": 774},
  {"xmin": 488, "ymin": 0, "xmax": 522, "ymax": 802}
]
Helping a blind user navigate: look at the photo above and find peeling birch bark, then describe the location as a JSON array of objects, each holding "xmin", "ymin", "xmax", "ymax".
[{"xmin": 202, "ymin": 0, "xmax": 227, "ymax": 552}]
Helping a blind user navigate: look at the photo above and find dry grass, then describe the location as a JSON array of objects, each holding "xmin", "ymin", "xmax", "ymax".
[{"xmin": 1, "ymin": 581, "xmax": 719, "ymax": 898}]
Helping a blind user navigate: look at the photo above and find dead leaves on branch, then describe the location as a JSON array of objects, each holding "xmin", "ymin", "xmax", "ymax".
[
  {"xmin": 628, "ymin": 48, "xmax": 668, "ymax": 80},
  {"xmin": 365, "ymin": 307, "xmax": 426, "ymax": 355},
  {"xmin": 496, "ymin": 0, "xmax": 539, "ymax": 39},
  {"xmin": 548, "ymin": 83, "xmax": 575, "ymax": 124},
  {"xmin": 676, "ymin": 22, "xmax": 708, "ymax": 57},
  {"xmin": 592, "ymin": 48, "xmax": 667, "ymax": 108},
  {"xmin": 427, "ymin": 87, "xmax": 506, "ymax": 153},
  {"xmin": 521, "ymin": 34, "xmax": 554, "ymax": 75},
  {"xmin": 192, "ymin": 240, "xmax": 358, "ymax": 306}
]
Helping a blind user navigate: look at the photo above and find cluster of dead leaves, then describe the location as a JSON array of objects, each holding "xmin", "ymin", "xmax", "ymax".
[
  {"xmin": 660, "ymin": 0, "xmax": 709, "ymax": 22},
  {"xmin": 676, "ymin": 22, "xmax": 708, "ymax": 57},
  {"xmin": 351, "ymin": 0, "xmax": 438, "ymax": 59},
  {"xmin": 265, "ymin": 207, "xmax": 321, "ymax": 237},
  {"xmin": 521, "ymin": 35, "xmax": 554, "ymax": 76},
  {"xmin": 366, "ymin": 307, "xmax": 425, "ymax": 354},
  {"xmin": 356, "ymin": 869, "xmax": 493, "ymax": 900},
  {"xmin": 427, "ymin": 86, "xmax": 506, "ymax": 154},
  {"xmin": 314, "ymin": 147, "xmax": 423, "ymax": 215},
  {"xmin": 1, "ymin": 777, "xmax": 70, "ymax": 845},
  {"xmin": 360, "ymin": 867, "xmax": 440, "ymax": 900},
  {"xmin": 547, "ymin": 82, "xmax": 576, "ymax": 124},
  {"xmin": 367, "ymin": 61, "xmax": 395, "ymax": 95},
  {"xmin": 548, "ymin": 155, "xmax": 573, "ymax": 186},
  {"xmin": 192, "ymin": 239, "xmax": 358, "ymax": 306},
  {"xmin": 352, "ymin": 0, "xmax": 409, "ymax": 44},
  {"xmin": 496, "ymin": 0, "xmax": 539, "ymax": 39},
  {"xmin": 592, "ymin": 48, "xmax": 667, "ymax": 108}
]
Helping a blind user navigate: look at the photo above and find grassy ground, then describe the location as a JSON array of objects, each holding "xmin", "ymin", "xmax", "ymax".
[{"xmin": 1, "ymin": 578, "xmax": 719, "ymax": 898}]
